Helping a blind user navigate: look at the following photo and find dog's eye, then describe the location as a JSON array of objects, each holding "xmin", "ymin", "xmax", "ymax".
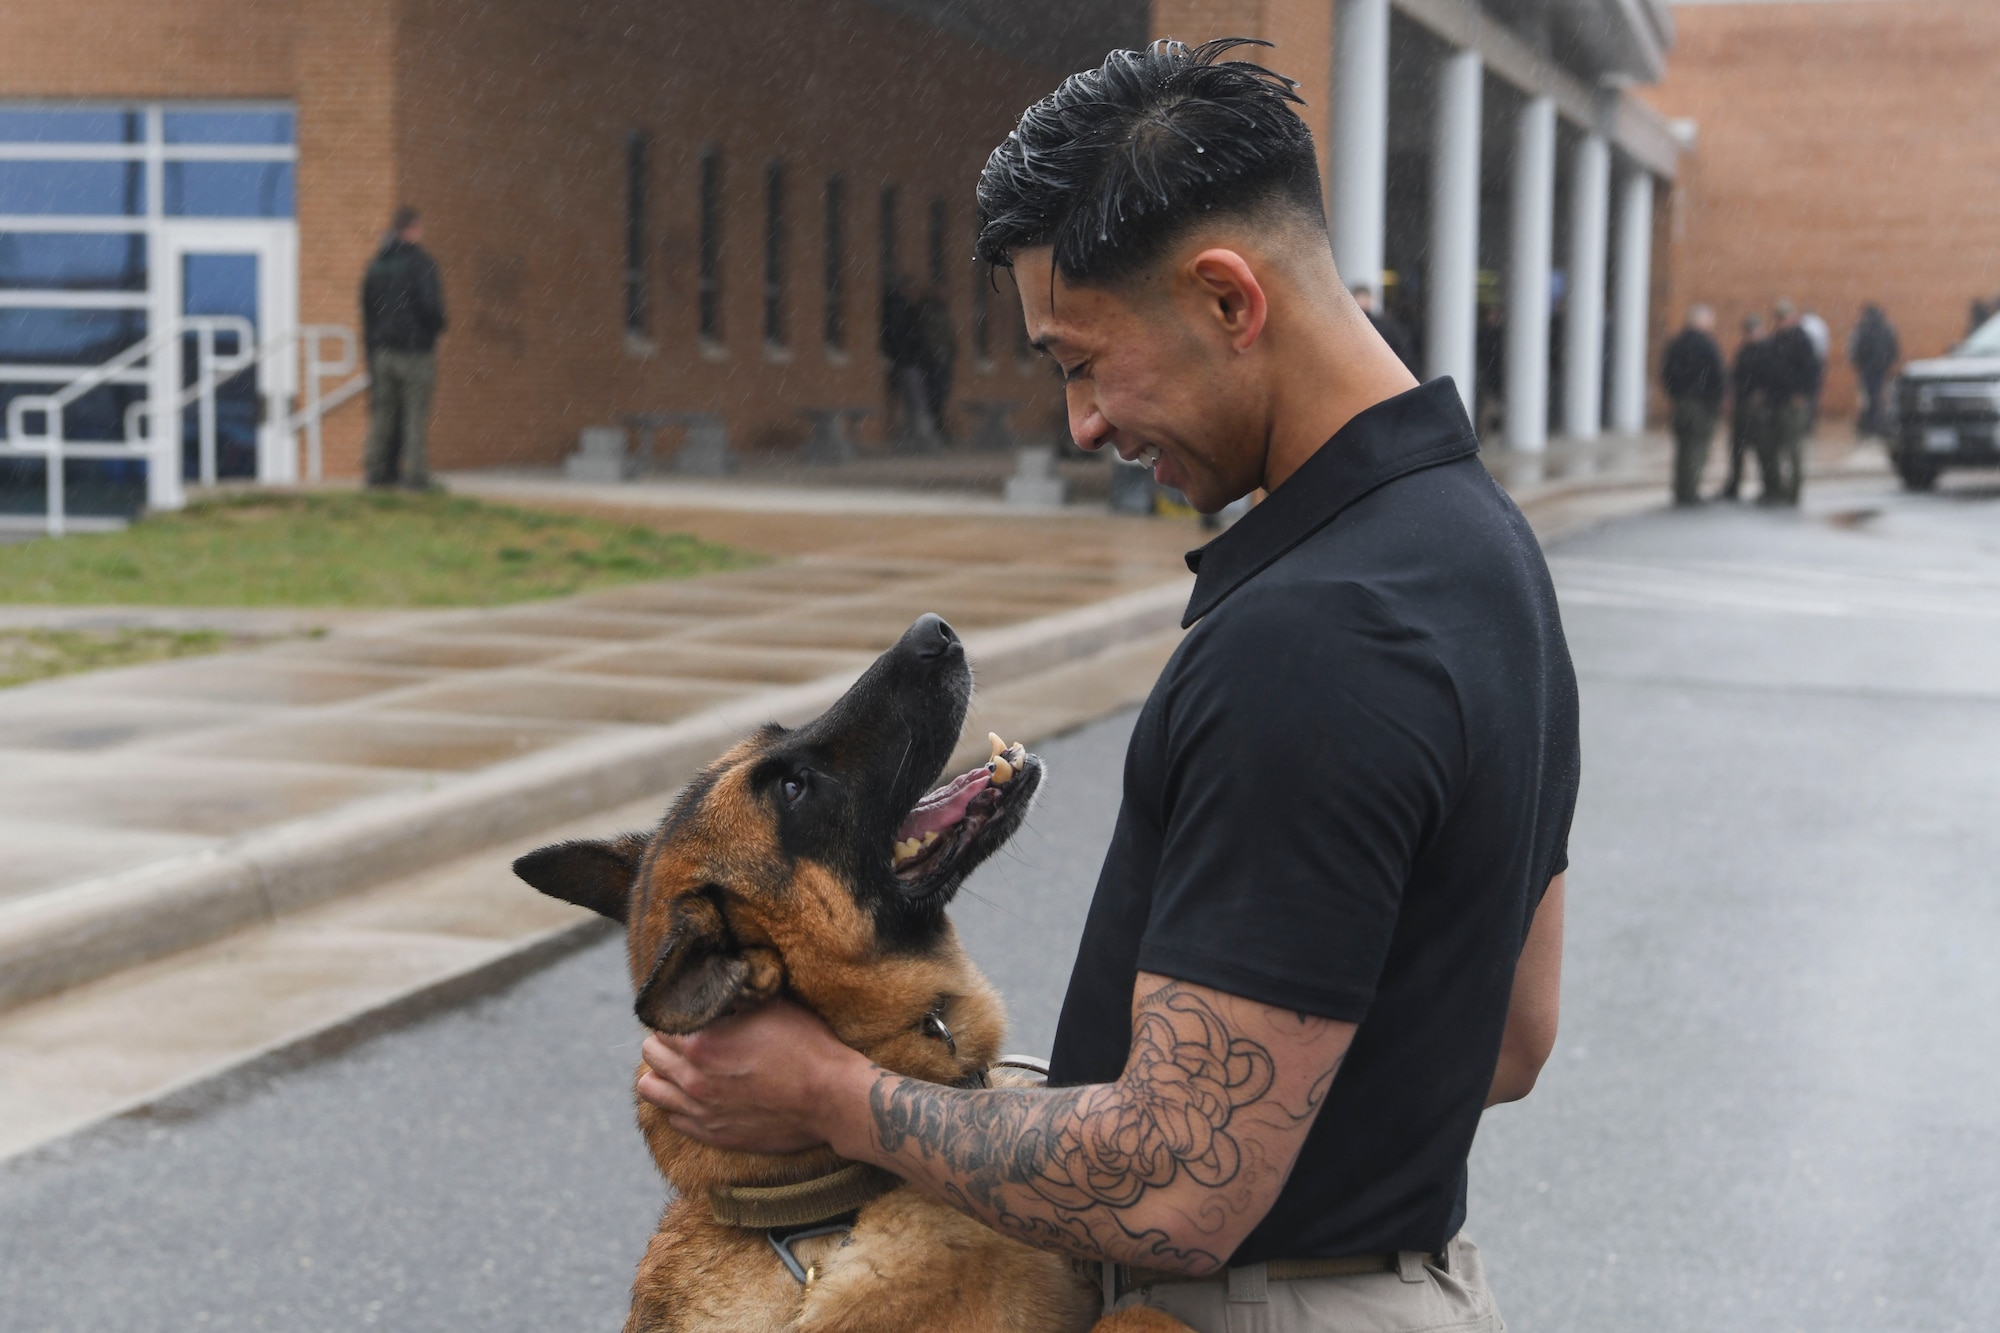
[{"xmin": 781, "ymin": 774, "xmax": 808, "ymax": 807}]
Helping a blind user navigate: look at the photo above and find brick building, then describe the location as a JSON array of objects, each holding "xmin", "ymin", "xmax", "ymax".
[
  {"xmin": 0, "ymin": 0, "xmax": 1142, "ymax": 511},
  {"xmin": 1642, "ymin": 0, "xmax": 2000, "ymax": 420},
  {"xmin": 3, "ymin": 0, "xmax": 1687, "ymax": 515}
]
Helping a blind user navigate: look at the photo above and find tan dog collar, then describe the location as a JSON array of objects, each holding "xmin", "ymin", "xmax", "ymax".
[{"xmin": 709, "ymin": 1161, "xmax": 900, "ymax": 1230}]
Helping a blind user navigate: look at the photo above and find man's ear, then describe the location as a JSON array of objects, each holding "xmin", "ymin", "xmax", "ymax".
[
  {"xmin": 512, "ymin": 833, "xmax": 649, "ymax": 924},
  {"xmin": 635, "ymin": 890, "xmax": 783, "ymax": 1034},
  {"xmin": 1187, "ymin": 247, "xmax": 1268, "ymax": 352}
]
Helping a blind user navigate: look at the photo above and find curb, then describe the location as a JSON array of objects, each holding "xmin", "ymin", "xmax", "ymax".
[
  {"xmin": 0, "ymin": 918, "xmax": 620, "ymax": 1172},
  {"xmin": 0, "ymin": 579, "xmax": 1190, "ymax": 1014}
]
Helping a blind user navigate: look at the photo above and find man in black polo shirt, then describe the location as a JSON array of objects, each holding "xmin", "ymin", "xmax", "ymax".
[{"xmin": 637, "ymin": 40, "xmax": 1577, "ymax": 1332}]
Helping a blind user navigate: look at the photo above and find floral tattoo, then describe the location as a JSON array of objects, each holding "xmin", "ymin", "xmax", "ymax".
[{"xmin": 869, "ymin": 979, "xmax": 1336, "ymax": 1269}]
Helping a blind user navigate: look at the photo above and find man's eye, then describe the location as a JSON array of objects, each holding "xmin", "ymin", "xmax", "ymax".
[
  {"xmin": 1061, "ymin": 362, "xmax": 1088, "ymax": 384},
  {"xmin": 781, "ymin": 775, "xmax": 807, "ymax": 806}
]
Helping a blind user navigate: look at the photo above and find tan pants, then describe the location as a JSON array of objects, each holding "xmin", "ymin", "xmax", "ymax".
[{"xmin": 1110, "ymin": 1234, "xmax": 1504, "ymax": 1333}]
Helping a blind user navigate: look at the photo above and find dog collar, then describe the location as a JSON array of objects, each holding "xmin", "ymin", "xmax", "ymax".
[{"xmin": 709, "ymin": 1161, "xmax": 900, "ymax": 1230}]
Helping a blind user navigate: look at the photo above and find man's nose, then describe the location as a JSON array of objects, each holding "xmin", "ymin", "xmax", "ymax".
[{"xmin": 1067, "ymin": 386, "xmax": 1111, "ymax": 453}]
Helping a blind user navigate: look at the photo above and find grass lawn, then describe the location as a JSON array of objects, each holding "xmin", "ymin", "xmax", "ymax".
[
  {"xmin": 0, "ymin": 490, "xmax": 759, "ymax": 607},
  {"xmin": 0, "ymin": 627, "xmax": 235, "ymax": 689}
]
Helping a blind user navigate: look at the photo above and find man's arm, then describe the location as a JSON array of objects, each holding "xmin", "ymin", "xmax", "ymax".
[
  {"xmin": 1486, "ymin": 872, "xmax": 1564, "ymax": 1107},
  {"xmin": 642, "ymin": 972, "xmax": 1352, "ymax": 1275},
  {"xmin": 849, "ymin": 973, "xmax": 1353, "ymax": 1273}
]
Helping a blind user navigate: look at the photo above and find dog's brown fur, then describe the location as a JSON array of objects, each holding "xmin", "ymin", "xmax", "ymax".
[{"xmin": 518, "ymin": 617, "xmax": 1190, "ymax": 1332}]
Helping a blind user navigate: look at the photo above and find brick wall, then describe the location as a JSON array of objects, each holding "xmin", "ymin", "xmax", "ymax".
[
  {"xmin": 1150, "ymin": 0, "xmax": 1334, "ymax": 192},
  {"xmin": 393, "ymin": 0, "xmax": 1071, "ymax": 471},
  {"xmin": 1644, "ymin": 0, "xmax": 2000, "ymax": 418},
  {"xmin": 0, "ymin": 0, "xmax": 1074, "ymax": 477}
]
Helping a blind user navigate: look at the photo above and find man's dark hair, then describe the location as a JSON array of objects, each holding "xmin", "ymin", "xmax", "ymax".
[
  {"xmin": 975, "ymin": 38, "xmax": 1323, "ymax": 285},
  {"xmin": 392, "ymin": 205, "xmax": 421, "ymax": 234}
]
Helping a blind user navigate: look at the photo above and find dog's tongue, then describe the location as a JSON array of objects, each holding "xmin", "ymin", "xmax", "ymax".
[{"xmin": 895, "ymin": 768, "xmax": 991, "ymax": 841}]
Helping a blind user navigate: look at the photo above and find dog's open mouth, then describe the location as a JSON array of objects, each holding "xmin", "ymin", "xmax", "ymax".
[{"xmin": 888, "ymin": 733, "xmax": 1037, "ymax": 893}]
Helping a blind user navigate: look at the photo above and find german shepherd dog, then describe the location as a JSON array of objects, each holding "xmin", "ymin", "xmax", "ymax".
[{"xmin": 516, "ymin": 614, "xmax": 1191, "ymax": 1333}]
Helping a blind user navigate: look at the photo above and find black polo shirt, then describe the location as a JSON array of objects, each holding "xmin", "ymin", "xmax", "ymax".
[{"xmin": 1046, "ymin": 379, "xmax": 1579, "ymax": 1263}]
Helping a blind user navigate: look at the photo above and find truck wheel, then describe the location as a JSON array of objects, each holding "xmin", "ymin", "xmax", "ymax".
[{"xmin": 1896, "ymin": 456, "xmax": 1939, "ymax": 492}]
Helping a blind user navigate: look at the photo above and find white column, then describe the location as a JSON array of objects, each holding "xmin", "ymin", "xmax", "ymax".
[
  {"xmin": 1611, "ymin": 165, "xmax": 1656, "ymax": 435},
  {"xmin": 1427, "ymin": 49, "xmax": 1483, "ymax": 419},
  {"xmin": 1331, "ymin": 0, "xmax": 1389, "ymax": 293},
  {"xmin": 1505, "ymin": 95, "xmax": 1557, "ymax": 452},
  {"xmin": 1562, "ymin": 133, "xmax": 1611, "ymax": 440}
]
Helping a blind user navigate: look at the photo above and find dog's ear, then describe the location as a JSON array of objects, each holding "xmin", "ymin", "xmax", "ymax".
[
  {"xmin": 512, "ymin": 834, "xmax": 649, "ymax": 924},
  {"xmin": 635, "ymin": 891, "xmax": 783, "ymax": 1034}
]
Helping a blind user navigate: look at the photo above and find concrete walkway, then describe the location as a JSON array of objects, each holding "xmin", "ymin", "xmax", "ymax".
[{"xmin": 0, "ymin": 505, "xmax": 1204, "ymax": 968}]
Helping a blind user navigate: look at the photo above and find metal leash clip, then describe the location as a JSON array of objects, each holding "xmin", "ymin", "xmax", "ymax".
[{"xmin": 766, "ymin": 1222, "xmax": 853, "ymax": 1288}]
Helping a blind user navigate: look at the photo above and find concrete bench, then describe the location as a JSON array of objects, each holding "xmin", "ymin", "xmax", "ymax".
[
  {"xmin": 1003, "ymin": 444, "xmax": 1067, "ymax": 509},
  {"xmin": 621, "ymin": 411, "xmax": 734, "ymax": 477},
  {"xmin": 563, "ymin": 426, "xmax": 633, "ymax": 483},
  {"xmin": 960, "ymin": 399, "xmax": 1020, "ymax": 452},
  {"xmin": 798, "ymin": 406, "xmax": 873, "ymax": 465}
]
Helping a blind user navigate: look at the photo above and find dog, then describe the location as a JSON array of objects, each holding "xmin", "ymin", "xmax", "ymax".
[{"xmin": 516, "ymin": 613, "xmax": 1193, "ymax": 1333}]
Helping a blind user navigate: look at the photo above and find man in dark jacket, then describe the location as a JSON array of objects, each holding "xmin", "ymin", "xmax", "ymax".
[
  {"xmin": 913, "ymin": 284, "xmax": 957, "ymax": 442},
  {"xmin": 1661, "ymin": 304, "xmax": 1726, "ymax": 506},
  {"xmin": 1721, "ymin": 314, "xmax": 1767, "ymax": 501},
  {"xmin": 1763, "ymin": 300, "xmax": 1821, "ymax": 505},
  {"xmin": 360, "ymin": 206, "xmax": 447, "ymax": 488},
  {"xmin": 879, "ymin": 275, "xmax": 937, "ymax": 450},
  {"xmin": 1847, "ymin": 304, "xmax": 1899, "ymax": 438}
]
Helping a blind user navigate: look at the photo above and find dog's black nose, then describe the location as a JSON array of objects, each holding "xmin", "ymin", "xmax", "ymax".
[{"xmin": 909, "ymin": 613, "xmax": 960, "ymax": 660}]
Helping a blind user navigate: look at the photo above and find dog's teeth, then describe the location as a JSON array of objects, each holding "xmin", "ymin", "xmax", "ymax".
[
  {"xmin": 988, "ymin": 732, "xmax": 1006, "ymax": 759},
  {"xmin": 892, "ymin": 838, "xmax": 919, "ymax": 864},
  {"xmin": 992, "ymin": 756, "xmax": 1014, "ymax": 785},
  {"xmin": 922, "ymin": 831, "xmax": 939, "ymax": 847}
]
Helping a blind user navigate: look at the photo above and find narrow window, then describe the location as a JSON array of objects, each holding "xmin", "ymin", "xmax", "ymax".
[
  {"xmin": 973, "ymin": 259, "xmax": 992, "ymax": 364},
  {"xmin": 624, "ymin": 130, "xmax": 649, "ymax": 338},
  {"xmin": 823, "ymin": 173, "xmax": 846, "ymax": 351},
  {"xmin": 763, "ymin": 159, "xmax": 787, "ymax": 348},
  {"xmin": 879, "ymin": 183, "xmax": 898, "ymax": 301},
  {"xmin": 698, "ymin": 147, "xmax": 724, "ymax": 343},
  {"xmin": 927, "ymin": 197, "xmax": 948, "ymax": 289}
]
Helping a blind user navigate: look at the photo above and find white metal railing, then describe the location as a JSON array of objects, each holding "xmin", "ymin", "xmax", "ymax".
[
  {"xmin": 284, "ymin": 325, "xmax": 369, "ymax": 483},
  {"xmin": 2, "ymin": 320, "xmax": 368, "ymax": 537}
]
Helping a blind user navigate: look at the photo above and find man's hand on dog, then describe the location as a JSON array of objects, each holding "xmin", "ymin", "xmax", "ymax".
[{"xmin": 638, "ymin": 999, "xmax": 871, "ymax": 1155}]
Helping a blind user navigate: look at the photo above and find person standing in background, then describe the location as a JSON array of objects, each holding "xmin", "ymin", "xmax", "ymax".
[
  {"xmin": 360, "ymin": 206, "xmax": 447, "ymax": 490},
  {"xmin": 1660, "ymin": 304, "xmax": 1726, "ymax": 506},
  {"xmin": 1847, "ymin": 304, "xmax": 1900, "ymax": 439},
  {"xmin": 1799, "ymin": 309, "xmax": 1831, "ymax": 431},
  {"xmin": 1764, "ymin": 300, "xmax": 1820, "ymax": 506},
  {"xmin": 1720, "ymin": 313, "xmax": 1767, "ymax": 502},
  {"xmin": 914, "ymin": 283, "xmax": 958, "ymax": 444}
]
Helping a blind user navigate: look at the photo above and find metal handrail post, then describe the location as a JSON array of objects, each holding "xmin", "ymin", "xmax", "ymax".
[
  {"xmin": 43, "ymin": 404, "xmax": 66, "ymax": 539},
  {"xmin": 196, "ymin": 323, "xmax": 218, "ymax": 487},
  {"xmin": 303, "ymin": 335, "xmax": 325, "ymax": 482}
]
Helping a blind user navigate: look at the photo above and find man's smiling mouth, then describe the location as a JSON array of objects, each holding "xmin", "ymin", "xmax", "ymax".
[{"xmin": 1118, "ymin": 443, "xmax": 1162, "ymax": 472}]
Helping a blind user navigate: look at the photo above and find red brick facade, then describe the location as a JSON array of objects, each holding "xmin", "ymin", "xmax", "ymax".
[
  {"xmin": 1644, "ymin": 0, "xmax": 2000, "ymax": 418},
  {"xmin": 1, "ymin": 0, "xmax": 1069, "ymax": 476}
]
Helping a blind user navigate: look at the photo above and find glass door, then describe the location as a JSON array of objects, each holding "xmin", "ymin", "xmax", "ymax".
[{"xmin": 159, "ymin": 224, "xmax": 296, "ymax": 485}]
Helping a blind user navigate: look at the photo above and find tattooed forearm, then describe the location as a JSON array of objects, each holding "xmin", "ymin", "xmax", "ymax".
[{"xmin": 867, "ymin": 980, "xmax": 1345, "ymax": 1269}]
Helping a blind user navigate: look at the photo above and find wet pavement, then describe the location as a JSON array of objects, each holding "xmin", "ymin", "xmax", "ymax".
[
  {"xmin": 7, "ymin": 456, "xmax": 1981, "ymax": 1332},
  {"xmin": 0, "ymin": 510, "xmax": 1200, "ymax": 911}
]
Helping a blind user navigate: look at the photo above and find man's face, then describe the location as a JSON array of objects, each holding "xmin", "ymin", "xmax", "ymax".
[{"xmin": 1011, "ymin": 247, "xmax": 1265, "ymax": 512}]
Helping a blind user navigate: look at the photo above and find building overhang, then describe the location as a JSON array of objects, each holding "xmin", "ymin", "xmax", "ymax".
[
  {"xmin": 1396, "ymin": 0, "xmax": 1681, "ymax": 179},
  {"xmin": 1545, "ymin": 0, "xmax": 1674, "ymax": 83}
]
